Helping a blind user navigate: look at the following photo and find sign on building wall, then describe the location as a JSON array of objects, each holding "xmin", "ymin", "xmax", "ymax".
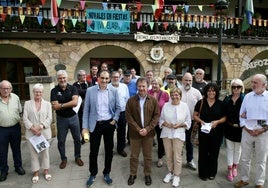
[{"xmin": 86, "ymin": 9, "xmax": 130, "ymax": 33}]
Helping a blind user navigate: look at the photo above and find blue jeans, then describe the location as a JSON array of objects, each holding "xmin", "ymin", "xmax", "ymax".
[
  {"xmin": 185, "ymin": 121, "xmax": 194, "ymax": 162},
  {"xmin": 56, "ymin": 114, "xmax": 81, "ymax": 160},
  {"xmin": 0, "ymin": 123, "xmax": 22, "ymax": 173}
]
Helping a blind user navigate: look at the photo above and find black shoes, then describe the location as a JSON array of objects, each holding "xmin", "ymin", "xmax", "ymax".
[
  {"xmin": 15, "ymin": 167, "xmax": 25, "ymax": 175},
  {"xmin": 118, "ymin": 150, "xmax": 127, "ymax": 157},
  {"xmin": 0, "ymin": 171, "xmax": 8, "ymax": 182},
  {"xmin": 127, "ymin": 175, "xmax": 136, "ymax": 185},
  {"xmin": 145, "ymin": 175, "xmax": 152, "ymax": 186}
]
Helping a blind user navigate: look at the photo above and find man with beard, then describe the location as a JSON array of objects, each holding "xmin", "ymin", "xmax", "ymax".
[
  {"xmin": 108, "ymin": 71, "xmax": 129, "ymax": 157},
  {"xmin": 192, "ymin": 68, "xmax": 207, "ymax": 95},
  {"xmin": 51, "ymin": 70, "xmax": 84, "ymax": 169},
  {"xmin": 180, "ymin": 72, "xmax": 202, "ymax": 171}
]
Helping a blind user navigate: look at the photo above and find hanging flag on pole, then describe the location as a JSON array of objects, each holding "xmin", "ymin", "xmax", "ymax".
[
  {"xmin": 51, "ymin": 0, "xmax": 59, "ymax": 27},
  {"xmin": 154, "ymin": 0, "xmax": 164, "ymax": 20},
  {"xmin": 241, "ymin": 0, "xmax": 254, "ymax": 32}
]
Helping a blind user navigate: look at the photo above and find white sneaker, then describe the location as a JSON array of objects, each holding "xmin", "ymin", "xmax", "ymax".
[
  {"xmin": 187, "ymin": 160, "xmax": 197, "ymax": 170},
  {"xmin": 172, "ymin": 176, "xmax": 180, "ymax": 187},
  {"xmin": 163, "ymin": 172, "xmax": 173, "ymax": 183}
]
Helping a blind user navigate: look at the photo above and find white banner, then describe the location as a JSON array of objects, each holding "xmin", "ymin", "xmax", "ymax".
[{"xmin": 134, "ymin": 32, "xmax": 180, "ymax": 43}]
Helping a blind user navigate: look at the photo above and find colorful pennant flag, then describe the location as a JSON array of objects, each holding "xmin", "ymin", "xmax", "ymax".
[
  {"xmin": 20, "ymin": 15, "xmax": 25, "ymax": 24},
  {"xmin": 121, "ymin": 4, "xmax": 126, "ymax": 11},
  {"xmin": 137, "ymin": 21, "xmax": 142, "ymax": 29},
  {"xmin": 198, "ymin": 5, "xmax": 203, "ymax": 12},
  {"xmin": 72, "ymin": 18, "xmax": 77, "ymax": 27},
  {"xmin": 37, "ymin": 16, "xmax": 43, "ymax": 25},
  {"xmin": 41, "ymin": 0, "xmax": 46, "ymax": 6},
  {"xmin": 102, "ymin": 20, "xmax": 107, "ymax": 28},
  {"xmin": 51, "ymin": 0, "xmax": 59, "ymax": 27},
  {"xmin": 80, "ymin": 1, "xmax": 86, "ymax": 10}
]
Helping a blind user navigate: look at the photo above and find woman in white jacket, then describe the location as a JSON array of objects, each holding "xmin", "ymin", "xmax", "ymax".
[
  {"xmin": 159, "ymin": 87, "xmax": 191, "ymax": 187},
  {"xmin": 23, "ymin": 83, "xmax": 52, "ymax": 184}
]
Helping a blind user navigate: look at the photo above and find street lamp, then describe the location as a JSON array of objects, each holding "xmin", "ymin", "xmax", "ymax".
[{"xmin": 215, "ymin": 0, "xmax": 228, "ymax": 88}]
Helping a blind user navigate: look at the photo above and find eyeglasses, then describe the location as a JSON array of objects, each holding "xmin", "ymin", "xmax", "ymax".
[{"xmin": 231, "ymin": 86, "xmax": 242, "ymax": 89}]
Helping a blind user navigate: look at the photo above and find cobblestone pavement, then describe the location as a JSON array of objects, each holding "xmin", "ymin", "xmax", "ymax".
[{"xmin": 1, "ymin": 133, "xmax": 267, "ymax": 188}]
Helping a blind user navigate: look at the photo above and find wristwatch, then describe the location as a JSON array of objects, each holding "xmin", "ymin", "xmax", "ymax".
[{"xmin": 61, "ymin": 103, "xmax": 64, "ymax": 108}]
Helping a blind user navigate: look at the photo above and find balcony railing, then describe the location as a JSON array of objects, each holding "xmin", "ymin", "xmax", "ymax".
[{"xmin": 0, "ymin": 5, "xmax": 268, "ymax": 43}]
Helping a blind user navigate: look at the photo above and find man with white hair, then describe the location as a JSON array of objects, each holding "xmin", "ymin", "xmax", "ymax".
[
  {"xmin": 51, "ymin": 70, "xmax": 84, "ymax": 169},
  {"xmin": 192, "ymin": 68, "xmax": 207, "ymax": 95},
  {"xmin": 180, "ymin": 72, "xmax": 202, "ymax": 171},
  {"xmin": 234, "ymin": 74, "xmax": 268, "ymax": 188},
  {"xmin": 0, "ymin": 80, "xmax": 25, "ymax": 182}
]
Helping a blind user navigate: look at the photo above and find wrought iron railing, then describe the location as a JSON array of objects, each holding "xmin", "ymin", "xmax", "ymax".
[{"xmin": 0, "ymin": 5, "xmax": 268, "ymax": 40}]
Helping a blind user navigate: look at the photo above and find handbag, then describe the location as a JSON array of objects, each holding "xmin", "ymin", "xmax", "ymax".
[{"xmin": 191, "ymin": 99, "xmax": 204, "ymax": 146}]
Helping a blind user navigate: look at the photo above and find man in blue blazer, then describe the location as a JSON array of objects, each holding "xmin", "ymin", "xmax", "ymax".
[{"xmin": 82, "ymin": 70, "xmax": 121, "ymax": 187}]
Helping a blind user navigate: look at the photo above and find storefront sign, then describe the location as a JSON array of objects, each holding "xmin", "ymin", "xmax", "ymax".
[
  {"xmin": 86, "ymin": 9, "xmax": 130, "ymax": 33},
  {"xmin": 246, "ymin": 59, "xmax": 268, "ymax": 70},
  {"xmin": 135, "ymin": 32, "xmax": 180, "ymax": 43}
]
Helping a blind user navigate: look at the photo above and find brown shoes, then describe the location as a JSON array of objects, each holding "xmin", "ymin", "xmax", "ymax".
[
  {"xmin": 59, "ymin": 160, "xmax": 67, "ymax": 169},
  {"xmin": 127, "ymin": 175, "xmax": 136, "ymax": 185},
  {"xmin": 234, "ymin": 180, "xmax": 249, "ymax": 188},
  {"xmin": 255, "ymin": 185, "xmax": 263, "ymax": 188},
  {"xmin": 75, "ymin": 158, "xmax": 84, "ymax": 166}
]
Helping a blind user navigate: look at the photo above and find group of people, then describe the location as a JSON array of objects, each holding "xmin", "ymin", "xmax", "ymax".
[{"xmin": 0, "ymin": 65, "xmax": 267, "ymax": 188}]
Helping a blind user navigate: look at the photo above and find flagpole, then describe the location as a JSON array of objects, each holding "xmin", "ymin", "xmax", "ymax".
[{"xmin": 215, "ymin": 0, "xmax": 228, "ymax": 89}]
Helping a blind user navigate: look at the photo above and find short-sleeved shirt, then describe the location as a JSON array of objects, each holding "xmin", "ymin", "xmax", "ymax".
[
  {"xmin": 0, "ymin": 93, "xmax": 22, "ymax": 127},
  {"xmin": 51, "ymin": 84, "xmax": 78, "ymax": 118}
]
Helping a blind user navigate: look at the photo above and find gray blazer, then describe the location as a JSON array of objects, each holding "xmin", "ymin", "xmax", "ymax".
[{"xmin": 82, "ymin": 85, "xmax": 121, "ymax": 132}]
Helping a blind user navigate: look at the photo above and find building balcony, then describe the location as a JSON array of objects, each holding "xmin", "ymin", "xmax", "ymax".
[{"xmin": 0, "ymin": 5, "xmax": 268, "ymax": 46}]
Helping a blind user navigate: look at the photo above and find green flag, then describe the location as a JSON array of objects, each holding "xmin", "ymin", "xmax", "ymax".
[{"xmin": 241, "ymin": 0, "xmax": 254, "ymax": 32}]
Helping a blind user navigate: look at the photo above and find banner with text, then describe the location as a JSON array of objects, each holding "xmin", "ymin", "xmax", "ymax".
[{"xmin": 86, "ymin": 9, "xmax": 130, "ymax": 33}]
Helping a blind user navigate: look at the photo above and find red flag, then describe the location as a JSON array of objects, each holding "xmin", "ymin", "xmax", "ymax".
[
  {"xmin": 51, "ymin": 0, "xmax": 59, "ymax": 27},
  {"xmin": 154, "ymin": 0, "xmax": 164, "ymax": 20},
  {"xmin": 41, "ymin": 0, "xmax": 46, "ymax": 6}
]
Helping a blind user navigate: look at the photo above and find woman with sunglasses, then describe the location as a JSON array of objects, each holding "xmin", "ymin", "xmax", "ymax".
[{"xmin": 223, "ymin": 79, "xmax": 245, "ymax": 182}]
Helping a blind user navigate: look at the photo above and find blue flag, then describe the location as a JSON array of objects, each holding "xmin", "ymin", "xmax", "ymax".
[{"xmin": 241, "ymin": 0, "xmax": 254, "ymax": 32}]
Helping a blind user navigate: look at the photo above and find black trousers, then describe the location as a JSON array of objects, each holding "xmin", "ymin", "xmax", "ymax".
[
  {"xmin": 155, "ymin": 125, "xmax": 165, "ymax": 159},
  {"xmin": 89, "ymin": 120, "xmax": 115, "ymax": 176},
  {"xmin": 116, "ymin": 111, "xmax": 126, "ymax": 152}
]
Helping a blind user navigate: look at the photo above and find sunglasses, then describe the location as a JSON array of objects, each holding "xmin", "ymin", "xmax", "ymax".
[{"xmin": 231, "ymin": 86, "xmax": 242, "ymax": 89}]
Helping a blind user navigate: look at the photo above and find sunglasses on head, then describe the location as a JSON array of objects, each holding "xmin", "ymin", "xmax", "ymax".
[{"xmin": 231, "ymin": 86, "xmax": 242, "ymax": 89}]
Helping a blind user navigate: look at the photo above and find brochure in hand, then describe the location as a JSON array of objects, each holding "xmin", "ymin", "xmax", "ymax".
[{"xmin": 201, "ymin": 123, "xmax": 212, "ymax": 134}]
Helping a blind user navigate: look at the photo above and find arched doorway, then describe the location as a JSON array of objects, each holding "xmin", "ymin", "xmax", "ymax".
[
  {"xmin": 74, "ymin": 45, "xmax": 142, "ymax": 77},
  {"xmin": 0, "ymin": 44, "xmax": 48, "ymax": 100}
]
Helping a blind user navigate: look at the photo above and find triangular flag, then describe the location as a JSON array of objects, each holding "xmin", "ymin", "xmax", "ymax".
[
  {"xmin": 80, "ymin": 1, "xmax": 86, "ymax": 10},
  {"xmin": 102, "ymin": 3, "xmax": 108, "ymax": 10},
  {"xmin": 1, "ymin": 14, "xmax": 6, "ymax": 22},
  {"xmin": 163, "ymin": 22, "xmax": 168, "ymax": 30},
  {"xmin": 51, "ymin": 0, "xmax": 58, "ymax": 27},
  {"xmin": 121, "ymin": 4, "xmax": 126, "ymax": 11},
  {"xmin": 136, "ymin": 3, "xmax": 142, "ymax": 12},
  {"xmin": 56, "ymin": 0, "xmax": 62, "ymax": 7},
  {"xmin": 172, "ymin": 5, "xmax": 177, "ymax": 13},
  {"xmin": 102, "ymin": 20, "xmax": 107, "ymax": 28},
  {"xmin": 184, "ymin": 5, "xmax": 189, "ymax": 13},
  {"xmin": 198, "ymin": 5, "xmax": 203, "ymax": 12},
  {"xmin": 41, "ymin": 0, "xmax": 46, "ymax": 6},
  {"xmin": 20, "ymin": 15, "xmax": 25, "ymax": 24},
  {"xmin": 204, "ymin": 22, "xmax": 210, "ymax": 28},
  {"xmin": 137, "ymin": 21, "xmax": 142, "ymax": 29},
  {"xmin": 19, "ymin": 0, "xmax": 23, "ymax": 4},
  {"xmin": 149, "ymin": 22, "xmax": 154, "ymax": 30},
  {"xmin": 37, "ymin": 16, "xmax": 43, "ymax": 25},
  {"xmin": 189, "ymin": 22, "xmax": 194, "ymax": 28},
  {"xmin": 176, "ymin": 23, "xmax": 181, "ymax": 30},
  {"xmin": 151, "ymin": 5, "xmax": 156, "ymax": 14},
  {"xmin": 72, "ymin": 19, "xmax": 77, "ymax": 27},
  {"xmin": 118, "ymin": 21, "xmax": 123, "ymax": 28}
]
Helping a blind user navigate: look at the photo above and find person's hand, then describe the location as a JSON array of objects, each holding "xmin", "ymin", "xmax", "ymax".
[
  {"xmin": 211, "ymin": 121, "xmax": 218, "ymax": 129},
  {"xmin": 109, "ymin": 119, "xmax": 116, "ymax": 126},
  {"xmin": 240, "ymin": 112, "xmax": 247, "ymax": 118},
  {"xmin": 139, "ymin": 128, "xmax": 148, "ymax": 136},
  {"xmin": 82, "ymin": 128, "xmax": 89, "ymax": 136},
  {"xmin": 30, "ymin": 126, "xmax": 41, "ymax": 136}
]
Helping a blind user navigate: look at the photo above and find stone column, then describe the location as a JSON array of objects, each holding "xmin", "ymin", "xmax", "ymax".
[{"xmin": 25, "ymin": 76, "xmax": 57, "ymax": 137}]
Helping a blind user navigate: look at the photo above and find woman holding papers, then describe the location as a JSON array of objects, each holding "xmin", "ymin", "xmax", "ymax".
[
  {"xmin": 159, "ymin": 88, "xmax": 191, "ymax": 187},
  {"xmin": 23, "ymin": 83, "xmax": 52, "ymax": 184},
  {"xmin": 193, "ymin": 83, "xmax": 226, "ymax": 181}
]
